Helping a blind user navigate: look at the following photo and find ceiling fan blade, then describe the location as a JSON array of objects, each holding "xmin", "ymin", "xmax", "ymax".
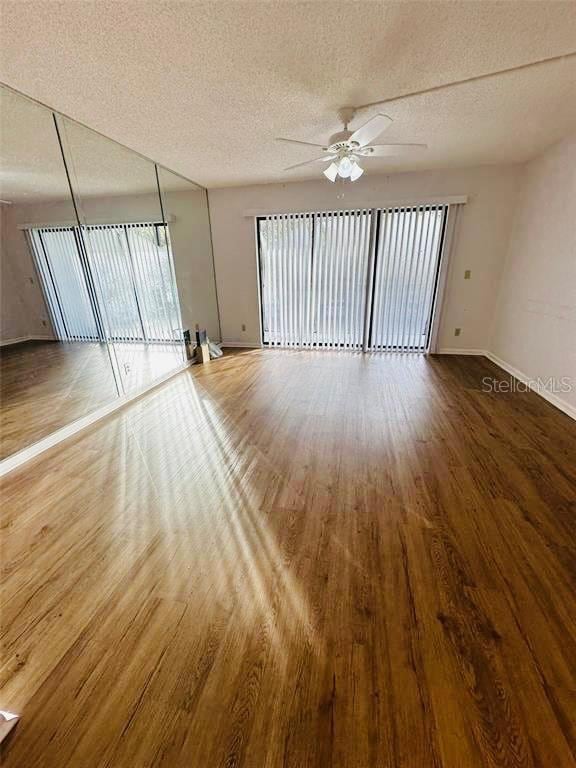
[
  {"xmin": 276, "ymin": 137, "xmax": 327, "ymax": 149},
  {"xmin": 348, "ymin": 114, "xmax": 392, "ymax": 147},
  {"xmin": 284, "ymin": 156, "xmax": 334, "ymax": 171},
  {"xmin": 359, "ymin": 143, "xmax": 427, "ymax": 156}
]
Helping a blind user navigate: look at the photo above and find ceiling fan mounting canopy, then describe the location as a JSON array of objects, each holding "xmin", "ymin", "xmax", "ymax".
[{"xmin": 337, "ymin": 106, "xmax": 357, "ymax": 128}]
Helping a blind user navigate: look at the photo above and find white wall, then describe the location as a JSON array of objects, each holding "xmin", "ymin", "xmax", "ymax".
[
  {"xmin": 208, "ymin": 165, "xmax": 520, "ymax": 349},
  {"xmin": 491, "ymin": 134, "xmax": 576, "ymax": 414},
  {"xmin": 0, "ymin": 205, "xmax": 54, "ymax": 343},
  {"xmin": 162, "ymin": 190, "xmax": 220, "ymax": 342}
]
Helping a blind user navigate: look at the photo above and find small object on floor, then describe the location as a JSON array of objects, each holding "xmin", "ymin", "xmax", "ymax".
[
  {"xmin": 194, "ymin": 325, "xmax": 210, "ymax": 364},
  {"xmin": 0, "ymin": 711, "xmax": 19, "ymax": 744},
  {"xmin": 196, "ymin": 342, "xmax": 210, "ymax": 364},
  {"xmin": 194, "ymin": 325, "xmax": 223, "ymax": 363},
  {"xmin": 208, "ymin": 341, "xmax": 223, "ymax": 359},
  {"xmin": 183, "ymin": 329, "xmax": 194, "ymax": 361}
]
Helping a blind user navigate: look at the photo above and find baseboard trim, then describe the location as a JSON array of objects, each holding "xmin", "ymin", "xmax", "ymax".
[
  {"xmin": 0, "ymin": 361, "xmax": 192, "ymax": 477},
  {"xmin": 221, "ymin": 341, "xmax": 262, "ymax": 348},
  {"xmin": 437, "ymin": 347, "xmax": 575, "ymax": 421},
  {"xmin": 0, "ymin": 336, "xmax": 28, "ymax": 347},
  {"xmin": 0, "ymin": 334, "xmax": 55, "ymax": 347},
  {"xmin": 484, "ymin": 352, "xmax": 576, "ymax": 422},
  {"xmin": 438, "ymin": 347, "xmax": 487, "ymax": 355}
]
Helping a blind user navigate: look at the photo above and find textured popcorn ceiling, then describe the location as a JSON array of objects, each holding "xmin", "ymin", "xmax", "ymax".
[{"xmin": 1, "ymin": 1, "xmax": 576, "ymax": 189}]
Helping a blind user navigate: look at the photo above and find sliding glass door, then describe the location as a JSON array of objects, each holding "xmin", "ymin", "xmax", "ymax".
[
  {"xmin": 258, "ymin": 211, "xmax": 372, "ymax": 349},
  {"xmin": 258, "ymin": 215, "xmax": 313, "ymax": 347},
  {"xmin": 370, "ymin": 207, "xmax": 445, "ymax": 351},
  {"xmin": 258, "ymin": 205, "xmax": 447, "ymax": 352},
  {"xmin": 311, "ymin": 211, "xmax": 372, "ymax": 348}
]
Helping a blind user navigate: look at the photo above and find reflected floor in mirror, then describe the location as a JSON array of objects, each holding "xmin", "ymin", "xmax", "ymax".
[
  {"xmin": 1, "ymin": 349, "xmax": 575, "ymax": 767},
  {"xmin": 0, "ymin": 340, "xmax": 184, "ymax": 459}
]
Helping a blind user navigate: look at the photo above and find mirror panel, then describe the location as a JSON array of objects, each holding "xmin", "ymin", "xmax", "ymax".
[
  {"xmin": 156, "ymin": 168, "xmax": 220, "ymax": 343},
  {"xmin": 1, "ymin": 84, "xmax": 218, "ymax": 467},
  {"xmin": 56, "ymin": 115, "xmax": 187, "ymax": 395},
  {"xmin": 0, "ymin": 86, "xmax": 119, "ymax": 459}
]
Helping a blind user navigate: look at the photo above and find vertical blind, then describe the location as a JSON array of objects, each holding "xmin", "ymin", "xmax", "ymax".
[
  {"xmin": 30, "ymin": 222, "xmax": 182, "ymax": 344},
  {"xmin": 258, "ymin": 205, "xmax": 447, "ymax": 352},
  {"xmin": 30, "ymin": 227, "xmax": 99, "ymax": 341},
  {"xmin": 312, "ymin": 211, "xmax": 372, "ymax": 348},
  {"xmin": 370, "ymin": 207, "xmax": 445, "ymax": 351},
  {"xmin": 258, "ymin": 211, "xmax": 372, "ymax": 348},
  {"xmin": 258, "ymin": 214, "xmax": 313, "ymax": 347}
]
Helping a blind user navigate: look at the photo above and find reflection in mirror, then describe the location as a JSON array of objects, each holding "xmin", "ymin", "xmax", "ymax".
[
  {"xmin": 1, "ymin": 85, "xmax": 221, "ymax": 467},
  {"xmin": 0, "ymin": 86, "xmax": 119, "ymax": 460},
  {"xmin": 56, "ymin": 115, "xmax": 187, "ymax": 395},
  {"xmin": 157, "ymin": 168, "xmax": 220, "ymax": 344}
]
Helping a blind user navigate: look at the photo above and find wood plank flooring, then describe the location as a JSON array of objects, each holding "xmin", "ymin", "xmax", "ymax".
[{"xmin": 1, "ymin": 349, "xmax": 575, "ymax": 767}]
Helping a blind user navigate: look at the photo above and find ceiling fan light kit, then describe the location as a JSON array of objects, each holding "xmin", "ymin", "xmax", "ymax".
[
  {"xmin": 323, "ymin": 157, "xmax": 364, "ymax": 182},
  {"xmin": 278, "ymin": 109, "xmax": 427, "ymax": 183},
  {"xmin": 323, "ymin": 163, "xmax": 339, "ymax": 182}
]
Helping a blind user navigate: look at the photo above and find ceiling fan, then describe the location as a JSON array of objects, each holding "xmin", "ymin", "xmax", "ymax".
[
  {"xmin": 277, "ymin": 107, "xmax": 426, "ymax": 182},
  {"xmin": 276, "ymin": 51, "xmax": 576, "ymax": 182}
]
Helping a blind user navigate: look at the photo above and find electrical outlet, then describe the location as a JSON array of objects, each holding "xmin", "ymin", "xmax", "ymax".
[
  {"xmin": 241, "ymin": 323, "xmax": 246, "ymax": 332},
  {"xmin": 454, "ymin": 328, "xmax": 462, "ymax": 337},
  {"xmin": 41, "ymin": 320, "xmax": 47, "ymax": 327},
  {"xmin": 464, "ymin": 270, "xmax": 471, "ymax": 280}
]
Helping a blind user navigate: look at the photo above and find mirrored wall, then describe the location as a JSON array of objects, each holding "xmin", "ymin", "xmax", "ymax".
[{"xmin": 0, "ymin": 84, "xmax": 219, "ymax": 461}]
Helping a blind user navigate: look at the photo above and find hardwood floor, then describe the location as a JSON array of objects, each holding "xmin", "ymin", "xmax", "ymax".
[
  {"xmin": 0, "ymin": 340, "xmax": 184, "ymax": 459},
  {"xmin": 1, "ymin": 349, "xmax": 575, "ymax": 767}
]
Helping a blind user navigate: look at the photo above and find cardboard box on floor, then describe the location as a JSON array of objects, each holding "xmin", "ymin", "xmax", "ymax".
[{"xmin": 196, "ymin": 342, "xmax": 210, "ymax": 364}]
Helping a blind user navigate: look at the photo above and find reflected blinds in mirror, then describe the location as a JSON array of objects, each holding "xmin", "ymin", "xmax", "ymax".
[
  {"xmin": 125, "ymin": 225, "xmax": 182, "ymax": 343},
  {"xmin": 30, "ymin": 222, "xmax": 183, "ymax": 344},
  {"xmin": 29, "ymin": 228, "xmax": 99, "ymax": 341}
]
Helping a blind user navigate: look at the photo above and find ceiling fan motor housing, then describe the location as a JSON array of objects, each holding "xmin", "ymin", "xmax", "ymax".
[{"xmin": 327, "ymin": 130, "xmax": 356, "ymax": 152}]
